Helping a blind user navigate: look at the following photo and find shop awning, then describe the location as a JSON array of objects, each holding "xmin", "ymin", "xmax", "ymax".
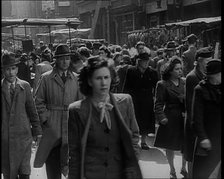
[
  {"xmin": 2, "ymin": 18, "xmax": 82, "ymax": 28},
  {"xmin": 165, "ymin": 16, "xmax": 221, "ymax": 27}
]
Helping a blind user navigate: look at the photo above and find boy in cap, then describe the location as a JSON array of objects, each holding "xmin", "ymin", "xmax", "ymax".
[
  {"xmin": 182, "ymin": 34, "xmax": 198, "ymax": 77},
  {"xmin": 183, "ymin": 46, "xmax": 213, "ymax": 178},
  {"xmin": 33, "ymin": 44, "xmax": 83, "ymax": 179},
  {"xmin": 1, "ymin": 52, "xmax": 42, "ymax": 179},
  {"xmin": 191, "ymin": 59, "xmax": 221, "ymax": 178},
  {"xmin": 124, "ymin": 52, "xmax": 158, "ymax": 149}
]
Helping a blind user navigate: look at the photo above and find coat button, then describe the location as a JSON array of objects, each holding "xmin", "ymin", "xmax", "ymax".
[
  {"xmin": 104, "ymin": 147, "xmax": 109, "ymax": 152},
  {"xmin": 104, "ymin": 128, "xmax": 110, "ymax": 134},
  {"xmin": 103, "ymin": 161, "xmax": 108, "ymax": 167}
]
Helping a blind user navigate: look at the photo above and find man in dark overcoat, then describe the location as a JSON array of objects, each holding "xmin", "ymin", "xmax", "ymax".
[
  {"xmin": 183, "ymin": 47, "xmax": 213, "ymax": 177},
  {"xmin": 1, "ymin": 52, "xmax": 42, "ymax": 179},
  {"xmin": 124, "ymin": 52, "xmax": 158, "ymax": 150},
  {"xmin": 33, "ymin": 44, "xmax": 83, "ymax": 179}
]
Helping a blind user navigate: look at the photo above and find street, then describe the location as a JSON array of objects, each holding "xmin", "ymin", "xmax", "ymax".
[{"xmin": 29, "ymin": 136, "xmax": 186, "ymax": 179}]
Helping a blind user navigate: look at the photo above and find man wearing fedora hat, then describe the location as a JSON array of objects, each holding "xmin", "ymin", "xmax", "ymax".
[
  {"xmin": 191, "ymin": 59, "xmax": 221, "ymax": 178},
  {"xmin": 156, "ymin": 41, "xmax": 177, "ymax": 80},
  {"xmin": 182, "ymin": 34, "xmax": 198, "ymax": 77},
  {"xmin": 33, "ymin": 44, "xmax": 83, "ymax": 179},
  {"xmin": 1, "ymin": 51, "xmax": 42, "ymax": 179},
  {"xmin": 124, "ymin": 52, "xmax": 158, "ymax": 150}
]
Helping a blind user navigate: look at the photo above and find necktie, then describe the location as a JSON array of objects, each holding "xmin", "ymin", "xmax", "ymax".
[
  {"xmin": 97, "ymin": 101, "xmax": 113, "ymax": 130},
  {"xmin": 61, "ymin": 72, "xmax": 66, "ymax": 83},
  {"xmin": 10, "ymin": 83, "xmax": 15, "ymax": 101}
]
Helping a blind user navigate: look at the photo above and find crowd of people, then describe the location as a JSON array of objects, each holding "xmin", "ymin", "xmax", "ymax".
[{"xmin": 1, "ymin": 33, "xmax": 221, "ymax": 179}]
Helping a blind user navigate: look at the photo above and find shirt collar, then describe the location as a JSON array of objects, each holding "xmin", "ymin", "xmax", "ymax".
[{"xmin": 58, "ymin": 70, "xmax": 68, "ymax": 77}]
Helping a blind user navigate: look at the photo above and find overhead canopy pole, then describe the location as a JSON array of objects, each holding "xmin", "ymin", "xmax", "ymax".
[
  {"xmin": 48, "ymin": 25, "xmax": 52, "ymax": 44},
  {"xmin": 11, "ymin": 26, "xmax": 15, "ymax": 52}
]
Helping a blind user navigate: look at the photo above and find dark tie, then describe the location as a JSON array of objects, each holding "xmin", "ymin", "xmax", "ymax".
[
  {"xmin": 10, "ymin": 83, "xmax": 15, "ymax": 101},
  {"xmin": 61, "ymin": 72, "xmax": 66, "ymax": 83}
]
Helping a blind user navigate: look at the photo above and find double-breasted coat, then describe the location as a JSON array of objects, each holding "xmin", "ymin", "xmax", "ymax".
[
  {"xmin": 33, "ymin": 68, "xmax": 82, "ymax": 173},
  {"xmin": 124, "ymin": 66, "xmax": 158, "ymax": 134},
  {"xmin": 67, "ymin": 93, "xmax": 142, "ymax": 179},
  {"xmin": 1, "ymin": 78, "xmax": 42, "ymax": 179},
  {"xmin": 183, "ymin": 66, "xmax": 204, "ymax": 161},
  {"xmin": 191, "ymin": 80, "xmax": 221, "ymax": 178},
  {"xmin": 154, "ymin": 79, "xmax": 185, "ymax": 150}
]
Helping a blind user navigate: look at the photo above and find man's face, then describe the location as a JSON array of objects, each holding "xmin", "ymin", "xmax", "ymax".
[
  {"xmin": 199, "ymin": 57, "xmax": 212, "ymax": 74},
  {"xmin": 3, "ymin": 65, "xmax": 18, "ymax": 83},
  {"xmin": 137, "ymin": 45, "xmax": 145, "ymax": 54},
  {"xmin": 138, "ymin": 59, "xmax": 149, "ymax": 70},
  {"xmin": 56, "ymin": 55, "xmax": 71, "ymax": 71}
]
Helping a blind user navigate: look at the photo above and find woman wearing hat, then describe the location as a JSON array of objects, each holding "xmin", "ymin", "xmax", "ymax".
[
  {"xmin": 191, "ymin": 59, "xmax": 221, "ymax": 178},
  {"xmin": 154, "ymin": 56, "xmax": 187, "ymax": 178},
  {"xmin": 67, "ymin": 56, "xmax": 142, "ymax": 179},
  {"xmin": 1, "ymin": 52, "xmax": 42, "ymax": 179}
]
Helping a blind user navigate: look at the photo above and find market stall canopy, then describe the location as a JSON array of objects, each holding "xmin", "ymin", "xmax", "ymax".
[
  {"xmin": 68, "ymin": 38, "xmax": 105, "ymax": 43},
  {"xmin": 2, "ymin": 33, "xmax": 30, "ymax": 41},
  {"xmin": 2, "ymin": 18, "xmax": 82, "ymax": 28},
  {"xmin": 164, "ymin": 16, "xmax": 221, "ymax": 28},
  {"xmin": 36, "ymin": 28, "xmax": 91, "ymax": 41}
]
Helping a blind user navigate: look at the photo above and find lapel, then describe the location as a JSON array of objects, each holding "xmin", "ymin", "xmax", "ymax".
[
  {"xmin": 110, "ymin": 93, "xmax": 131, "ymax": 134},
  {"xmin": 11, "ymin": 78, "xmax": 24, "ymax": 106},
  {"xmin": 79, "ymin": 98, "xmax": 92, "ymax": 179},
  {"xmin": 1, "ymin": 79, "xmax": 11, "ymax": 108},
  {"xmin": 51, "ymin": 69, "xmax": 64, "ymax": 88}
]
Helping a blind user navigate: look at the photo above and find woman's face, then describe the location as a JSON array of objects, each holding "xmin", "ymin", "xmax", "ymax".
[
  {"xmin": 88, "ymin": 67, "xmax": 111, "ymax": 97},
  {"xmin": 170, "ymin": 63, "xmax": 183, "ymax": 79}
]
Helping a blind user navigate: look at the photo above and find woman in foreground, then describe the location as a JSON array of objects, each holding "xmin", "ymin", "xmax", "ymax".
[{"xmin": 67, "ymin": 56, "xmax": 142, "ymax": 179}]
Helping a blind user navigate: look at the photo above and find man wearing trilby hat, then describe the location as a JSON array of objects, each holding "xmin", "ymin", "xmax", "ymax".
[
  {"xmin": 181, "ymin": 34, "xmax": 198, "ymax": 77},
  {"xmin": 1, "ymin": 51, "xmax": 42, "ymax": 179},
  {"xmin": 33, "ymin": 44, "xmax": 83, "ymax": 179}
]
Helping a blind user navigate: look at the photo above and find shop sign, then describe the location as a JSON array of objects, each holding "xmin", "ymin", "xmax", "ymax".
[
  {"xmin": 58, "ymin": 1, "xmax": 70, "ymax": 7},
  {"xmin": 42, "ymin": 0, "xmax": 55, "ymax": 11}
]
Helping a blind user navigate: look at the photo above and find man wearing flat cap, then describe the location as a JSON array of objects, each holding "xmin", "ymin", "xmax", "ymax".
[
  {"xmin": 33, "ymin": 44, "xmax": 83, "ymax": 179},
  {"xmin": 182, "ymin": 34, "xmax": 198, "ymax": 77},
  {"xmin": 124, "ymin": 52, "xmax": 158, "ymax": 150},
  {"xmin": 1, "ymin": 51, "xmax": 42, "ymax": 179},
  {"xmin": 183, "ymin": 46, "xmax": 213, "ymax": 177},
  {"xmin": 191, "ymin": 59, "xmax": 221, "ymax": 178}
]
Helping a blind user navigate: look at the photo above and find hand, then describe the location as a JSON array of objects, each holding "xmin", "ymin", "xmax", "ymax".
[
  {"xmin": 200, "ymin": 139, "xmax": 212, "ymax": 151},
  {"xmin": 160, "ymin": 118, "xmax": 168, "ymax": 125},
  {"xmin": 33, "ymin": 135, "xmax": 42, "ymax": 146}
]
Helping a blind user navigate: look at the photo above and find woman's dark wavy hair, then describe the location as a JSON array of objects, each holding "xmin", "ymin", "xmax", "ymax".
[
  {"xmin": 99, "ymin": 45, "xmax": 111, "ymax": 58},
  {"xmin": 78, "ymin": 55, "xmax": 119, "ymax": 96},
  {"xmin": 161, "ymin": 56, "xmax": 182, "ymax": 81}
]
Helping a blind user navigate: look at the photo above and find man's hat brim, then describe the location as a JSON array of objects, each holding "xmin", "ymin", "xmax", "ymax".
[
  {"xmin": 54, "ymin": 53, "xmax": 71, "ymax": 58},
  {"xmin": 2, "ymin": 61, "xmax": 20, "ymax": 68}
]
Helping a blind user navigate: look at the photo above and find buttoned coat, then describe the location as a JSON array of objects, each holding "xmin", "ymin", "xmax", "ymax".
[
  {"xmin": 154, "ymin": 79, "xmax": 185, "ymax": 150},
  {"xmin": 191, "ymin": 80, "xmax": 221, "ymax": 178},
  {"xmin": 1, "ymin": 78, "xmax": 42, "ymax": 179},
  {"xmin": 67, "ymin": 93, "xmax": 142, "ymax": 179},
  {"xmin": 33, "ymin": 68, "xmax": 83, "ymax": 173},
  {"xmin": 124, "ymin": 66, "xmax": 158, "ymax": 134},
  {"xmin": 183, "ymin": 66, "xmax": 204, "ymax": 161}
]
